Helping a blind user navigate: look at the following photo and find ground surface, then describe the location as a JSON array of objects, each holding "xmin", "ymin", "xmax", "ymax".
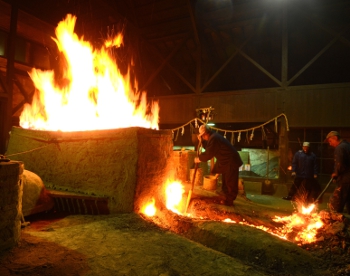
[{"xmin": 1, "ymin": 186, "xmax": 350, "ymax": 276}]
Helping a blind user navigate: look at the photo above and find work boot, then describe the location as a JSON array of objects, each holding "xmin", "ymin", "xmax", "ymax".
[{"xmin": 282, "ymin": 195, "xmax": 293, "ymax": 200}]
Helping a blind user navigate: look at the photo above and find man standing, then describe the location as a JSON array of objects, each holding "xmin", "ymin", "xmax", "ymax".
[
  {"xmin": 324, "ymin": 131, "xmax": 350, "ymax": 214},
  {"xmin": 194, "ymin": 124, "xmax": 243, "ymax": 206},
  {"xmin": 282, "ymin": 142, "xmax": 320, "ymax": 203}
]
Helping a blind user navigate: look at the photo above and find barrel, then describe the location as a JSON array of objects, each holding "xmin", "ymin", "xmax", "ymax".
[{"xmin": 203, "ymin": 175, "xmax": 217, "ymax": 190}]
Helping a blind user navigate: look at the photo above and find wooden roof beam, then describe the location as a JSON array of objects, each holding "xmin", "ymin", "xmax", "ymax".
[
  {"xmin": 90, "ymin": 0, "xmax": 194, "ymax": 94},
  {"xmin": 186, "ymin": 0, "xmax": 201, "ymax": 94},
  {"xmin": 281, "ymin": 3, "xmax": 288, "ymax": 88},
  {"xmin": 201, "ymin": 33, "xmax": 254, "ymax": 92},
  {"xmin": 12, "ymin": 89, "xmax": 34, "ymax": 116},
  {"xmin": 287, "ymin": 26, "xmax": 350, "ymax": 86},
  {"xmin": 0, "ymin": 72, "xmax": 9, "ymax": 96},
  {"xmin": 13, "ymin": 75, "xmax": 31, "ymax": 103},
  {"xmin": 141, "ymin": 34, "xmax": 190, "ymax": 92},
  {"xmin": 238, "ymin": 50, "xmax": 282, "ymax": 87},
  {"xmin": 296, "ymin": 6, "xmax": 350, "ymax": 49}
]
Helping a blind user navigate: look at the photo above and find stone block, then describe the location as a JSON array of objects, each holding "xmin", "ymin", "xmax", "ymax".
[
  {"xmin": 0, "ymin": 161, "xmax": 24, "ymax": 251},
  {"xmin": 6, "ymin": 127, "xmax": 173, "ymax": 214}
]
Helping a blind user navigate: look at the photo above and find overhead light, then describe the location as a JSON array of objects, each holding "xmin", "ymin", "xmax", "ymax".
[{"xmin": 207, "ymin": 123, "xmax": 215, "ymax": 126}]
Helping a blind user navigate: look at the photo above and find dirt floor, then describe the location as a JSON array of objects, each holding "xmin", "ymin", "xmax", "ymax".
[{"xmin": 1, "ymin": 186, "xmax": 350, "ymax": 276}]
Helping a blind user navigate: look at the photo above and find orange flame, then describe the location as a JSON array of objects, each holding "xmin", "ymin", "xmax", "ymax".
[
  {"xmin": 20, "ymin": 14, "xmax": 159, "ymax": 131},
  {"xmin": 142, "ymin": 198, "xmax": 156, "ymax": 217},
  {"xmin": 273, "ymin": 203, "xmax": 323, "ymax": 244},
  {"xmin": 301, "ymin": 203, "xmax": 316, "ymax": 214},
  {"xmin": 165, "ymin": 180, "xmax": 184, "ymax": 215},
  {"xmin": 104, "ymin": 33, "xmax": 123, "ymax": 48}
]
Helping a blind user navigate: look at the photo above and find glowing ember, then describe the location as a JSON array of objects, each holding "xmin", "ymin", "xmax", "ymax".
[
  {"xmin": 301, "ymin": 203, "xmax": 316, "ymax": 214},
  {"xmin": 143, "ymin": 178, "xmax": 323, "ymax": 245},
  {"xmin": 223, "ymin": 218, "xmax": 236, "ymax": 223},
  {"xmin": 273, "ymin": 204, "xmax": 324, "ymax": 244},
  {"xmin": 142, "ymin": 198, "xmax": 156, "ymax": 217},
  {"xmin": 20, "ymin": 14, "xmax": 159, "ymax": 131},
  {"xmin": 165, "ymin": 180, "xmax": 184, "ymax": 215}
]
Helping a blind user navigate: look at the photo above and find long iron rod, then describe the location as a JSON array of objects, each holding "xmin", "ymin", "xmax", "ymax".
[
  {"xmin": 314, "ymin": 177, "xmax": 333, "ymax": 203},
  {"xmin": 185, "ymin": 140, "xmax": 202, "ymax": 214}
]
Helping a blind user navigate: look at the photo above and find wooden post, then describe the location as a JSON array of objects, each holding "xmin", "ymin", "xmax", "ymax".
[
  {"xmin": 279, "ymin": 117, "xmax": 289, "ymax": 183},
  {"xmin": 281, "ymin": 1, "xmax": 288, "ymax": 89},
  {"xmin": 1, "ymin": 0, "xmax": 18, "ymax": 154}
]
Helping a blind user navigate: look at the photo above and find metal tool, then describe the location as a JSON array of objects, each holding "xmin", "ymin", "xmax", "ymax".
[
  {"xmin": 314, "ymin": 177, "xmax": 334, "ymax": 204},
  {"xmin": 185, "ymin": 140, "xmax": 201, "ymax": 214}
]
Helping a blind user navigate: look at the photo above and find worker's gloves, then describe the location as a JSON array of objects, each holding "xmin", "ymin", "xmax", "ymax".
[
  {"xmin": 291, "ymin": 172, "xmax": 296, "ymax": 177},
  {"xmin": 314, "ymin": 174, "xmax": 317, "ymax": 179},
  {"xmin": 194, "ymin": 157, "xmax": 201, "ymax": 163}
]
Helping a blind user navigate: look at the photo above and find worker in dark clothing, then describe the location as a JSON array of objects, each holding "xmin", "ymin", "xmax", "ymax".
[
  {"xmin": 324, "ymin": 131, "xmax": 350, "ymax": 214},
  {"xmin": 282, "ymin": 142, "xmax": 320, "ymax": 203},
  {"xmin": 194, "ymin": 124, "xmax": 243, "ymax": 206}
]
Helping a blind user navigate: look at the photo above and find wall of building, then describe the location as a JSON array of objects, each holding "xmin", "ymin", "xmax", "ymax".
[{"xmin": 154, "ymin": 83, "xmax": 350, "ymax": 127}]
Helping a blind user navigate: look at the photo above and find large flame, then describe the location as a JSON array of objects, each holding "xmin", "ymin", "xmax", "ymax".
[
  {"xmin": 20, "ymin": 14, "xmax": 159, "ymax": 131},
  {"xmin": 165, "ymin": 180, "xmax": 185, "ymax": 215},
  {"xmin": 140, "ymin": 180, "xmax": 185, "ymax": 217}
]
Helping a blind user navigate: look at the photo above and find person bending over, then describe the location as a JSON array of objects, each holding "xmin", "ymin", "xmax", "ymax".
[{"xmin": 194, "ymin": 124, "xmax": 243, "ymax": 206}]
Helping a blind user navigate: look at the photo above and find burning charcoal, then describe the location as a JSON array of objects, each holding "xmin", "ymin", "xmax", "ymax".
[
  {"xmin": 331, "ymin": 237, "xmax": 340, "ymax": 247},
  {"xmin": 315, "ymin": 236, "xmax": 325, "ymax": 242},
  {"xmin": 331, "ymin": 213, "xmax": 345, "ymax": 221},
  {"xmin": 319, "ymin": 210, "xmax": 332, "ymax": 221},
  {"xmin": 341, "ymin": 240, "xmax": 347, "ymax": 250},
  {"xmin": 331, "ymin": 246, "xmax": 342, "ymax": 255},
  {"xmin": 327, "ymin": 221, "xmax": 346, "ymax": 236}
]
